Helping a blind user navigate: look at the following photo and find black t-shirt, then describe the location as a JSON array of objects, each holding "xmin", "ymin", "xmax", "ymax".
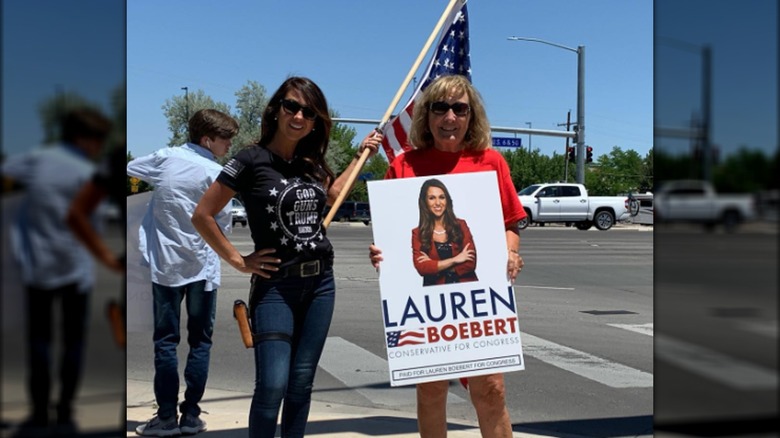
[{"xmin": 217, "ymin": 145, "xmax": 333, "ymax": 268}]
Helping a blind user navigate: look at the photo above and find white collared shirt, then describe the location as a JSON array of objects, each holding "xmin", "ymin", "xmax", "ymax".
[
  {"xmin": 2, "ymin": 143, "xmax": 97, "ymax": 292},
  {"xmin": 127, "ymin": 143, "xmax": 231, "ymax": 290}
]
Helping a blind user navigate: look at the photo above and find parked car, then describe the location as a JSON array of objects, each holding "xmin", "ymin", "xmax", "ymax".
[
  {"xmin": 517, "ymin": 183, "xmax": 631, "ymax": 231},
  {"xmin": 231, "ymin": 198, "xmax": 247, "ymax": 227},
  {"xmin": 654, "ymin": 179, "xmax": 756, "ymax": 232},
  {"xmin": 326, "ymin": 201, "xmax": 371, "ymax": 225}
]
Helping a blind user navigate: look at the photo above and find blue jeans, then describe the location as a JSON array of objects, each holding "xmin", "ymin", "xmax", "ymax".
[
  {"xmin": 248, "ymin": 269, "xmax": 335, "ymax": 438},
  {"xmin": 152, "ymin": 281, "xmax": 216, "ymax": 419},
  {"xmin": 26, "ymin": 284, "xmax": 89, "ymax": 421}
]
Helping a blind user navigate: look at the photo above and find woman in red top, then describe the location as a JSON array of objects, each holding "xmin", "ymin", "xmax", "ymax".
[
  {"xmin": 413, "ymin": 178, "xmax": 478, "ymax": 286},
  {"xmin": 370, "ymin": 74, "xmax": 526, "ymax": 438}
]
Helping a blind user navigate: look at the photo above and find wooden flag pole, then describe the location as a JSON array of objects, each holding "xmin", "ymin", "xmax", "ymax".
[{"xmin": 323, "ymin": 0, "xmax": 461, "ymax": 228}]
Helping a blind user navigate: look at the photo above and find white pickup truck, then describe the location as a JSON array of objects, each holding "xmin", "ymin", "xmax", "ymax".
[
  {"xmin": 654, "ymin": 179, "xmax": 756, "ymax": 232},
  {"xmin": 517, "ymin": 183, "xmax": 631, "ymax": 231}
]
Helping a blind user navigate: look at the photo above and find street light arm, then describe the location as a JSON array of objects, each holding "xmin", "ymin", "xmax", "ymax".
[
  {"xmin": 507, "ymin": 36, "xmax": 577, "ymax": 53},
  {"xmin": 507, "ymin": 35, "xmax": 585, "ymax": 184}
]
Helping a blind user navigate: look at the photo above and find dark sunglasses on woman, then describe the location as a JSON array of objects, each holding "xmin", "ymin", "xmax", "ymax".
[
  {"xmin": 280, "ymin": 98, "xmax": 317, "ymax": 121},
  {"xmin": 430, "ymin": 101, "xmax": 470, "ymax": 117}
]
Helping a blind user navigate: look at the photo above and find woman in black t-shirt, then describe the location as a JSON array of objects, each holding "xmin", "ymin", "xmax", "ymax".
[{"xmin": 192, "ymin": 76, "xmax": 381, "ymax": 438}]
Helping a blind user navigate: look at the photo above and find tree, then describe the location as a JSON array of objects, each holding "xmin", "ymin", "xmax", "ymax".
[
  {"xmin": 362, "ymin": 154, "xmax": 389, "ymax": 184},
  {"xmin": 584, "ymin": 146, "xmax": 647, "ymax": 195},
  {"xmin": 499, "ymin": 145, "xmax": 655, "ymax": 196},
  {"xmin": 326, "ymin": 113, "xmax": 358, "ymax": 173},
  {"xmin": 38, "ymin": 90, "xmax": 101, "ymax": 143},
  {"xmin": 642, "ymin": 150, "xmax": 653, "ymax": 192},
  {"xmin": 162, "ymin": 89, "xmax": 230, "ymax": 147},
  {"xmin": 230, "ymin": 80, "xmax": 268, "ymax": 157},
  {"xmin": 109, "ymin": 82, "xmax": 126, "ymax": 146},
  {"xmin": 502, "ymin": 147, "xmax": 566, "ymax": 191},
  {"xmin": 713, "ymin": 147, "xmax": 773, "ymax": 193}
]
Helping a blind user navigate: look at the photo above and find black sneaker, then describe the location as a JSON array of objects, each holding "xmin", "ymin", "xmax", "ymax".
[
  {"xmin": 179, "ymin": 413, "xmax": 206, "ymax": 435},
  {"xmin": 11, "ymin": 416, "xmax": 49, "ymax": 438}
]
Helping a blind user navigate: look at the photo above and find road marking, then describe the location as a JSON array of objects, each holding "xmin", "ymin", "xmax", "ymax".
[
  {"xmin": 319, "ymin": 337, "xmax": 466, "ymax": 407},
  {"xmin": 655, "ymin": 334, "xmax": 777, "ymax": 390},
  {"xmin": 736, "ymin": 320, "xmax": 778, "ymax": 339},
  {"xmin": 520, "ymin": 332, "xmax": 653, "ymax": 388},
  {"xmin": 516, "ymin": 285, "xmax": 575, "ymax": 291},
  {"xmin": 608, "ymin": 323, "xmax": 654, "ymax": 336}
]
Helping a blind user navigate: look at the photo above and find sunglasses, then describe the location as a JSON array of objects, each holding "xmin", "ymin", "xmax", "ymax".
[
  {"xmin": 430, "ymin": 101, "xmax": 471, "ymax": 116},
  {"xmin": 280, "ymin": 99, "xmax": 317, "ymax": 121}
]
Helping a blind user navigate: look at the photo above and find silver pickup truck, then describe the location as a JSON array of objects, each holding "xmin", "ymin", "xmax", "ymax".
[{"xmin": 517, "ymin": 183, "xmax": 631, "ymax": 231}]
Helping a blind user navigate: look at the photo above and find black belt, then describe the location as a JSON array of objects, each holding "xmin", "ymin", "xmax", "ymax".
[{"xmin": 278, "ymin": 259, "xmax": 330, "ymax": 279}]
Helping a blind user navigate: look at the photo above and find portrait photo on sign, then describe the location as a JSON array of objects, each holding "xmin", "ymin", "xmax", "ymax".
[
  {"xmin": 368, "ymin": 171, "xmax": 524, "ymax": 386},
  {"xmin": 412, "ymin": 178, "xmax": 479, "ymax": 287}
]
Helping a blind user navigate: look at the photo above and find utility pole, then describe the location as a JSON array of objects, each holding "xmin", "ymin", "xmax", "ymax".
[
  {"xmin": 525, "ymin": 122, "xmax": 532, "ymax": 153},
  {"xmin": 507, "ymin": 37, "xmax": 585, "ymax": 183},
  {"xmin": 575, "ymin": 45, "xmax": 585, "ymax": 184},
  {"xmin": 557, "ymin": 110, "xmax": 572, "ymax": 182},
  {"xmin": 701, "ymin": 45, "xmax": 712, "ymax": 181},
  {"xmin": 181, "ymin": 86, "xmax": 189, "ymax": 138}
]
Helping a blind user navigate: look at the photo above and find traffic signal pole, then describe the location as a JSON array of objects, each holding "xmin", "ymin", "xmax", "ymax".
[{"xmin": 575, "ymin": 45, "xmax": 586, "ymax": 184}]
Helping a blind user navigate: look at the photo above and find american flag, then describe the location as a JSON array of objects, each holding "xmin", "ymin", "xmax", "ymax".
[
  {"xmin": 386, "ymin": 328, "xmax": 427, "ymax": 348},
  {"xmin": 380, "ymin": 0, "xmax": 471, "ymax": 162}
]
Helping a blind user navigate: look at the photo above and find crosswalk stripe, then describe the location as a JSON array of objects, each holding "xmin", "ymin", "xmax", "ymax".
[
  {"xmin": 516, "ymin": 285, "xmax": 575, "ymax": 291},
  {"xmin": 520, "ymin": 332, "xmax": 654, "ymax": 388},
  {"xmin": 655, "ymin": 334, "xmax": 777, "ymax": 390},
  {"xmin": 608, "ymin": 323, "xmax": 654, "ymax": 336},
  {"xmin": 319, "ymin": 337, "xmax": 466, "ymax": 407},
  {"xmin": 736, "ymin": 320, "xmax": 778, "ymax": 339}
]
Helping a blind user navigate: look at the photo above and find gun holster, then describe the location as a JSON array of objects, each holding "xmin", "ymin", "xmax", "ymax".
[
  {"xmin": 106, "ymin": 299, "xmax": 125, "ymax": 348},
  {"xmin": 233, "ymin": 299, "xmax": 253, "ymax": 348}
]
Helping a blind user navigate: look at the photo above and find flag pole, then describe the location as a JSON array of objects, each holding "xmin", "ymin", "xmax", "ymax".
[{"xmin": 324, "ymin": 0, "xmax": 461, "ymax": 228}]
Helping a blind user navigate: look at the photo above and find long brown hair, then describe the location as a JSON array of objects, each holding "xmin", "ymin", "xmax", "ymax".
[
  {"xmin": 258, "ymin": 77, "xmax": 335, "ymax": 186},
  {"xmin": 417, "ymin": 178, "xmax": 463, "ymax": 252}
]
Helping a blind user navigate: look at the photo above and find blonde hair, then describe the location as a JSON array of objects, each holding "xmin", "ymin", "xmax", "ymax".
[{"xmin": 408, "ymin": 75, "xmax": 492, "ymax": 151}]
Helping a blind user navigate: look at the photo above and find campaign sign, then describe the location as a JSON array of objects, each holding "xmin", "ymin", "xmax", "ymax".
[{"xmin": 367, "ymin": 171, "xmax": 524, "ymax": 386}]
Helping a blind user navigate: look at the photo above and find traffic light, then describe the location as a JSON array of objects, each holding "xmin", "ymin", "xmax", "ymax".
[
  {"xmin": 586, "ymin": 146, "xmax": 593, "ymax": 163},
  {"xmin": 567, "ymin": 147, "xmax": 575, "ymax": 162}
]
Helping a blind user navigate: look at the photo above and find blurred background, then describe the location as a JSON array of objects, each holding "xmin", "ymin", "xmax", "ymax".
[
  {"xmin": 654, "ymin": 0, "xmax": 778, "ymax": 436},
  {"xmin": 2, "ymin": 0, "xmax": 126, "ymax": 436}
]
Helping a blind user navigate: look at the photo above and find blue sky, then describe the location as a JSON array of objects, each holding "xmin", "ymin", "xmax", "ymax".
[
  {"xmin": 3, "ymin": 1, "xmax": 774, "ymax": 164},
  {"xmin": 654, "ymin": 0, "xmax": 777, "ymax": 158},
  {"xmin": 1, "ymin": 0, "xmax": 125, "ymax": 157},
  {"xmin": 125, "ymin": 0, "xmax": 654, "ymax": 160}
]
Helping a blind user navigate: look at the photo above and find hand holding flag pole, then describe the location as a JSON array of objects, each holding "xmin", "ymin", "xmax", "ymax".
[{"xmin": 323, "ymin": 0, "xmax": 462, "ymax": 228}]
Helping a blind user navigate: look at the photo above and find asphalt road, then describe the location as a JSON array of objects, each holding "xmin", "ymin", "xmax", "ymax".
[
  {"xmin": 127, "ymin": 223, "xmax": 654, "ymax": 438},
  {"xmin": 653, "ymin": 224, "xmax": 778, "ymax": 436}
]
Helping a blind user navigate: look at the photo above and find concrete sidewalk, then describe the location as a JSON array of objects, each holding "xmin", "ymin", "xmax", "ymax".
[{"xmin": 126, "ymin": 379, "xmax": 551, "ymax": 437}]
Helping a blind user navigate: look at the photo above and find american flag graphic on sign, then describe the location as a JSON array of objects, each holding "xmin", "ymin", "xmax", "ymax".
[
  {"xmin": 380, "ymin": 0, "xmax": 471, "ymax": 162},
  {"xmin": 386, "ymin": 328, "xmax": 427, "ymax": 348}
]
